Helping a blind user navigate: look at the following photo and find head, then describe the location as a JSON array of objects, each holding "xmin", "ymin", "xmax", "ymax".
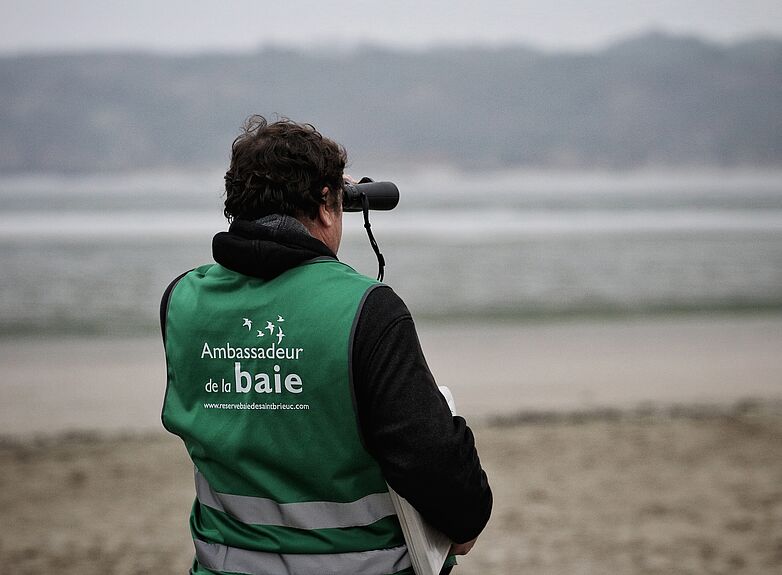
[{"xmin": 223, "ymin": 115, "xmax": 346, "ymax": 252}]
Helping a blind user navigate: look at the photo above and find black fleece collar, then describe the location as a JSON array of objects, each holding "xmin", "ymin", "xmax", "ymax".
[{"xmin": 212, "ymin": 218, "xmax": 336, "ymax": 280}]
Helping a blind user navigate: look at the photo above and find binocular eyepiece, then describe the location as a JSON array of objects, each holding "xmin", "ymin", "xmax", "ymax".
[{"xmin": 342, "ymin": 178, "xmax": 399, "ymax": 212}]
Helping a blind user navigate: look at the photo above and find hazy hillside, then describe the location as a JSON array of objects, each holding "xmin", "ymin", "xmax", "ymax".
[{"xmin": 1, "ymin": 32, "xmax": 780, "ymax": 172}]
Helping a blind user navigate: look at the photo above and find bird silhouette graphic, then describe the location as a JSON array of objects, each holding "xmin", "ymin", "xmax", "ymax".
[{"xmin": 242, "ymin": 318, "xmax": 252, "ymax": 330}]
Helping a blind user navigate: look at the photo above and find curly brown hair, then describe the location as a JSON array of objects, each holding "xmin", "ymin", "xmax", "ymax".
[{"xmin": 223, "ymin": 116, "xmax": 347, "ymax": 221}]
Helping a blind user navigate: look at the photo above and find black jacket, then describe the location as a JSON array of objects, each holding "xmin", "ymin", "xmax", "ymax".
[{"xmin": 162, "ymin": 217, "xmax": 492, "ymax": 543}]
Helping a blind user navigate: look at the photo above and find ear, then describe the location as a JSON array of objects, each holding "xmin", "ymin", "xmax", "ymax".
[{"xmin": 317, "ymin": 186, "xmax": 335, "ymax": 228}]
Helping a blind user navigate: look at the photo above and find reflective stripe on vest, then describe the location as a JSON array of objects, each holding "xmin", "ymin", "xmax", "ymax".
[
  {"xmin": 194, "ymin": 538, "xmax": 411, "ymax": 575},
  {"xmin": 195, "ymin": 468, "xmax": 397, "ymax": 529}
]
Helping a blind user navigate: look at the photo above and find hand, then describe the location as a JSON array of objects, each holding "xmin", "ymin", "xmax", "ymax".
[{"xmin": 450, "ymin": 537, "xmax": 478, "ymax": 556}]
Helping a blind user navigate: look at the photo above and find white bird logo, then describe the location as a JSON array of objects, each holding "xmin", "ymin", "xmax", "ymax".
[{"xmin": 243, "ymin": 314, "xmax": 291, "ymax": 344}]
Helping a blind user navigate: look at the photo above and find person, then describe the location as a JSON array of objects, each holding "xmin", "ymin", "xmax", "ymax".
[{"xmin": 160, "ymin": 115, "xmax": 492, "ymax": 575}]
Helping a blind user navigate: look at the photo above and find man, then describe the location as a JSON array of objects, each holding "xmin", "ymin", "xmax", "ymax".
[{"xmin": 161, "ymin": 116, "xmax": 492, "ymax": 575}]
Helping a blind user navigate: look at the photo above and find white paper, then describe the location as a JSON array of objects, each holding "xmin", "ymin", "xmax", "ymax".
[{"xmin": 387, "ymin": 386, "xmax": 456, "ymax": 575}]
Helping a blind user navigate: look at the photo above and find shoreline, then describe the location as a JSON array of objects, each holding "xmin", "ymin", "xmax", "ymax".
[{"xmin": 1, "ymin": 312, "xmax": 781, "ymax": 437}]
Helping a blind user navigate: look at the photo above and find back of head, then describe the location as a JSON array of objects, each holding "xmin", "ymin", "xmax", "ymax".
[{"xmin": 223, "ymin": 116, "xmax": 347, "ymax": 222}]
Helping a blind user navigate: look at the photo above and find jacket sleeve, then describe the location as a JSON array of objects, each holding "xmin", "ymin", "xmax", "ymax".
[{"xmin": 351, "ymin": 286, "xmax": 492, "ymax": 543}]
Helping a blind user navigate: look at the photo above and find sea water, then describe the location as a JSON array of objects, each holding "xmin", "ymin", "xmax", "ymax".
[{"xmin": 1, "ymin": 167, "xmax": 781, "ymax": 336}]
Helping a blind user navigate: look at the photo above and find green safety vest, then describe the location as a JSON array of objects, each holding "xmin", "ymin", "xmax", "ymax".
[{"xmin": 162, "ymin": 258, "xmax": 413, "ymax": 575}]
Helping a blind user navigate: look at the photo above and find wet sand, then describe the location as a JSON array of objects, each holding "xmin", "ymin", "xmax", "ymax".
[{"xmin": 1, "ymin": 313, "xmax": 781, "ymax": 435}]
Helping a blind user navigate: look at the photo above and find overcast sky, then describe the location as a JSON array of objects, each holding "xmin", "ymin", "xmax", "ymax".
[{"xmin": 2, "ymin": 0, "xmax": 780, "ymax": 54}]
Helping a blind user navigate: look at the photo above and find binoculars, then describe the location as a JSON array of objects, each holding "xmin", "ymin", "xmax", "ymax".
[{"xmin": 342, "ymin": 178, "xmax": 399, "ymax": 212}]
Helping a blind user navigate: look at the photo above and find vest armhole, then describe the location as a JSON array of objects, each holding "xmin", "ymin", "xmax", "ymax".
[
  {"xmin": 348, "ymin": 282, "xmax": 385, "ymax": 453},
  {"xmin": 160, "ymin": 269, "xmax": 192, "ymax": 435},
  {"xmin": 160, "ymin": 269, "xmax": 192, "ymax": 343}
]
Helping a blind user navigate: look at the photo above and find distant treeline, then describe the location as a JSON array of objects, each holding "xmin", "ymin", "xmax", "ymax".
[{"xmin": 1, "ymin": 31, "xmax": 781, "ymax": 173}]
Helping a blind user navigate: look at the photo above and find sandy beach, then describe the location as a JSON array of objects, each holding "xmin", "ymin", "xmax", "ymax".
[
  {"xmin": 1, "ymin": 313, "xmax": 782, "ymax": 574},
  {"xmin": 1, "ymin": 406, "xmax": 780, "ymax": 574}
]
